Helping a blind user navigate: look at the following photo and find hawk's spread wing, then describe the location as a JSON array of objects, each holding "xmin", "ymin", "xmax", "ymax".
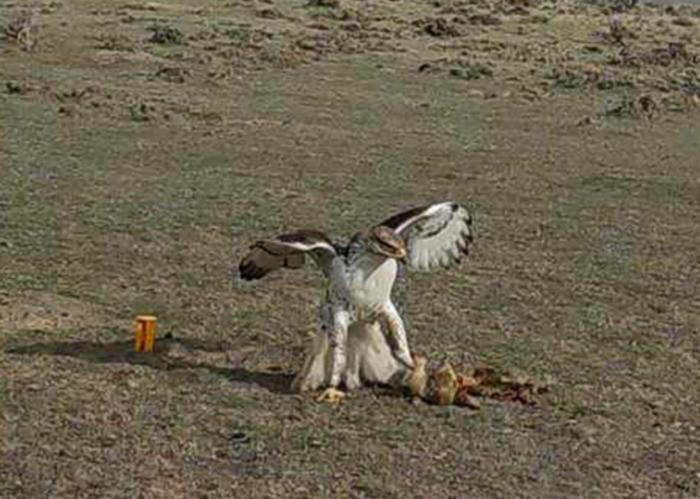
[
  {"xmin": 379, "ymin": 202, "xmax": 473, "ymax": 271},
  {"xmin": 239, "ymin": 230, "xmax": 338, "ymax": 280}
]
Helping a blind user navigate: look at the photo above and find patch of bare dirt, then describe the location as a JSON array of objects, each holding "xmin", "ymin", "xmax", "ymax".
[{"xmin": 0, "ymin": 292, "xmax": 102, "ymax": 334}]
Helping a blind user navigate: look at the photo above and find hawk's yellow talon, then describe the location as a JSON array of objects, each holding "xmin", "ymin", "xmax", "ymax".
[{"xmin": 316, "ymin": 387, "xmax": 346, "ymax": 404}]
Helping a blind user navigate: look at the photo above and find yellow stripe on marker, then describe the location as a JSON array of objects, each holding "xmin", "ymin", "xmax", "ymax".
[{"xmin": 135, "ymin": 315, "xmax": 157, "ymax": 352}]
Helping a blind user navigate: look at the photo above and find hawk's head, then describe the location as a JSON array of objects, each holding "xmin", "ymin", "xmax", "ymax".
[{"xmin": 367, "ymin": 225, "xmax": 406, "ymax": 260}]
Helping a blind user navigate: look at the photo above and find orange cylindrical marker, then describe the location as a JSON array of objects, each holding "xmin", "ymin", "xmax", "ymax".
[{"xmin": 135, "ymin": 315, "xmax": 157, "ymax": 352}]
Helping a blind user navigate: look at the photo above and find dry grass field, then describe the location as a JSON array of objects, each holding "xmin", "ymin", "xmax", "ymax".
[{"xmin": 1, "ymin": 0, "xmax": 699, "ymax": 497}]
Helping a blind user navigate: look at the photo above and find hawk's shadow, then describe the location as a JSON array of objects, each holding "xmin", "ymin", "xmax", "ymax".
[{"xmin": 7, "ymin": 336, "xmax": 294, "ymax": 394}]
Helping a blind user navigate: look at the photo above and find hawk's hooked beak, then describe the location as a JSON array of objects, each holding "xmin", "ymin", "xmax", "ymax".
[{"xmin": 395, "ymin": 247, "xmax": 407, "ymax": 263}]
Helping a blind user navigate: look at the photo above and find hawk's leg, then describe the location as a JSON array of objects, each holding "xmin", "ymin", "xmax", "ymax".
[
  {"xmin": 381, "ymin": 301, "xmax": 415, "ymax": 369},
  {"xmin": 290, "ymin": 304, "xmax": 350, "ymax": 394},
  {"xmin": 327, "ymin": 307, "xmax": 350, "ymax": 387},
  {"xmin": 314, "ymin": 306, "xmax": 350, "ymax": 403},
  {"xmin": 343, "ymin": 323, "xmax": 364, "ymax": 390}
]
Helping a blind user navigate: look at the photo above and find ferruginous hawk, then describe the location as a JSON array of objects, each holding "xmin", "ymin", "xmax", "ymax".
[{"xmin": 238, "ymin": 202, "xmax": 473, "ymax": 396}]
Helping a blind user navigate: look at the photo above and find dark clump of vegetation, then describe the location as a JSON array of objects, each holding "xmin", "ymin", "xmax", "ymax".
[{"xmin": 148, "ymin": 24, "xmax": 184, "ymax": 45}]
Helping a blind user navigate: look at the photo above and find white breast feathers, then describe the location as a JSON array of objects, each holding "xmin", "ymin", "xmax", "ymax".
[{"xmin": 345, "ymin": 256, "xmax": 398, "ymax": 310}]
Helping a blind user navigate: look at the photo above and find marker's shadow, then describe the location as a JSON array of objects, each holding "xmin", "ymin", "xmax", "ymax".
[{"xmin": 7, "ymin": 337, "xmax": 294, "ymax": 394}]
